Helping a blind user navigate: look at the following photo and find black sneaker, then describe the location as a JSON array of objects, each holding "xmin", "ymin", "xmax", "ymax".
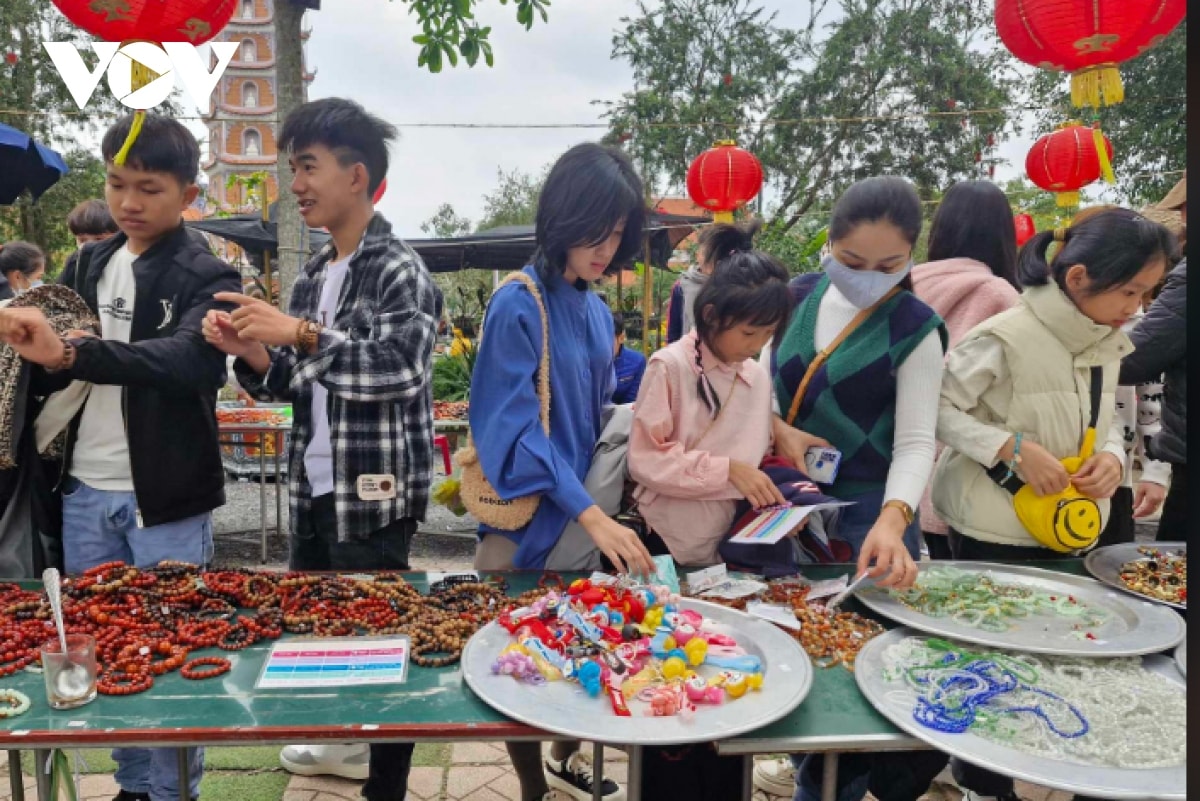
[
  {"xmin": 544, "ymin": 751, "xmax": 625, "ymax": 801},
  {"xmin": 112, "ymin": 792, "xmax": 151, "ymax": 801}
]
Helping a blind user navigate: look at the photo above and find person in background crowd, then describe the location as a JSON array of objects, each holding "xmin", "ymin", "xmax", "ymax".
[
  {"xmin": 1119, "ymin": 174, "xmax": 1187, "ymax": 541},
  {"xmin": 610, "ymin": 310, "xmax": 646, "ymax": 405},
  {"xmin": 911, "ymin": 180, "xmax": 1021, "ymax": 559},
  {"xmin": 665, "ymin": 222, "xmax": 732, "ymax": 343},
  {"xmin": 0, "ymin": 242, "xmax": 46, "ymax": 301},
  {"xmin": 0, "ymin": 112, "xmax": 240, "ymax": 801},
  {"xmin": 67, "ymin": 198, "xmax": 121, "ymax": 248}
]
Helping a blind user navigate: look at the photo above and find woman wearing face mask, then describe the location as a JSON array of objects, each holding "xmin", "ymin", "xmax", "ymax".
[
  {"xmin": 755, "ymin": 177, "xmax": 950, "ymax": 801},
  {"xmin": 0, "ymin": 242, "xmax": 46, "ymax": 301}
]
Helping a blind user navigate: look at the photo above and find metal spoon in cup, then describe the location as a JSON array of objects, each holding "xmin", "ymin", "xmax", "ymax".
[{"xmin": 42, "ymin": 568, "xmax": 92, "ymax": 701}]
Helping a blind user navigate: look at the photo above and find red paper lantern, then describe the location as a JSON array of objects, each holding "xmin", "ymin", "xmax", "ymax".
[
  {"xmin": 1014, "ymin": 213, "xmax": 1037, "ymax": 247},
  {"xmin": 995, "ymin": 0, "xmax": 1186, "ymax": 108},
  {"xmin": 372, "ymin": 177, "xmax": 388, "ymax": 205},
  {"xmin": 51, "ymin": 0, "xmax": 237, "ymax": 44},
  {"xmin": 1025, "ymin": 124, "xmax": 1114, "ymax": 208},
  {"xmin": 686, "ymin": 140, "xmax": 764, "ymax": 223}
]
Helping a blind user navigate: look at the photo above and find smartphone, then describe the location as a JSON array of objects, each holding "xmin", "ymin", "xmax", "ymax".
[{"xmin": 804, "ymin": 446, "xmax": 842, "ymax": 484}]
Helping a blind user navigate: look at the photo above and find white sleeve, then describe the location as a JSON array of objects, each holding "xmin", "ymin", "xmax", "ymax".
[
  {"xmin": 760, "ymin": 339, "xmax": 780, "ymax": 415},
  {"xmin": 936, "ymin": 335, "xmax": 1014, "ymax": 468},
  {"xmin": 884, "ymin": 329, "xmax": 945, "ymax": 509},
  {"xmin": 1135, "ymin": 380, "xmax": 1172, "ymax": 486}
]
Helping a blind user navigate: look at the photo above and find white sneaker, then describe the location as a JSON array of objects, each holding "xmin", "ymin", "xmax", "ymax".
[
  {"xmin": 544, "ymin": 750, "xmax": 626, "ymax": 800},
  {"xmin": 753, "ymin": 756, "xmax": 796, "ymax": 797},
  {"xmin": 279, "ymin": 743, "xmax": 370, "ymax": 780}
]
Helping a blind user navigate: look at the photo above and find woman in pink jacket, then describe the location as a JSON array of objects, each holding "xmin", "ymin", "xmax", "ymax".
[{"xmin": 911, "ymin": 181, "xmax": 1021, "ymax": 559}]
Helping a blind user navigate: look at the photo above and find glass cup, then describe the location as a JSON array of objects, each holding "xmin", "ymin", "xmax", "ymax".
[{"xmin": 41, "ymin": 633, "xmax": 98, "ymax": 710}]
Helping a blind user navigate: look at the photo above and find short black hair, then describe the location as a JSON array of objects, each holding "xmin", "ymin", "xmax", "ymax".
[
  {"xmin": 101, "ymin": 113, "xmax": 200, "ymax": 185},
  {"xmin": 534, "ymin": 143, "xmax": 645, "ymax": 283},
  {"xmin": 67, "ymin": 199, "xmax": 119, "ymax": 237},
  {"xmin": 1018, "ymin": 208, "xmax": 1178, "ymax": 294},
  {"xmin": 279, "ymin": 97, "xmax": 396, "ymax": 196},
  {"xmin": 611, "ymin": 310, "xmax": 625, "ymax": 337},
  {"xmin": 927, "ymin": 181, "xmax": 1018, "ymax": 289},
  {"xmin": 0, "ymin": 241, "xmax": 45, "ymax": 279},
  {"xmin": 692, "ymin": 219, "xmax": 795, "ymax": 343},
  {"xmin": 829, "ymin": 176, "xmax": 923, "ymax": 247}
]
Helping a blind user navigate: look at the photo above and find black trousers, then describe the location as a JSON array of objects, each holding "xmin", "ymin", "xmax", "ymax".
[
  {"xmin": 922, "ymin": 531, "xmax": 954, "ymax": 560},
  {"xmin": 1097, "ymin": 486, "xmax": 1135, "ymax": 547},
  {"xmin": 293, "ymin": 494, "xmax": 417, "ymax": 801},
  {"xmin": 1157, "ymin": 463, "xmax": 1188, "ymax": 542}
]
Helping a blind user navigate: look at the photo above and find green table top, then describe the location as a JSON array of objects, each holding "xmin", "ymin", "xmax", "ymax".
[{"xmin": 0, "ymin": 561, "xmax": 1093, "ymax": 752}]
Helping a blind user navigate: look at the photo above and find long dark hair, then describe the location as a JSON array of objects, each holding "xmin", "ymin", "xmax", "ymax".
[
  {"xmin": 0, "ymin": 241, "xmax": 45, "ymax": 280},
  {"xmin": 691, "ymin": 220, "xmax": 793, "ymax": 414},
  {"xmin": 533, "ymin": 143, "xmax": 645, "ymax": 283},
  {"xmin": 927, "ymin": 181, "xmax": 1018, "ymax": 289},
  {"xmin": 828, "ymin": 176, "xmax": 923, "ymax": 292},
  {"xmin": 1018, "ymin": 208, "xmax": 1178, "ymax": 294}
]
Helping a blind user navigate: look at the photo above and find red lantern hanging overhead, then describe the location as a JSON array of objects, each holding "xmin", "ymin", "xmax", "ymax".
[
  {"xmin": 686, "ymin": 140, "xmax": 764, "ymax": 224},
  {"xmin": 1025, "ymin": 123, "xmax": 1115, "ymax": 208},
  {"xmin": 51, "ymin": 0, "xmax": 237, "ymax": 44},
  {"xmin": 1014, "ymin": 213, "xmax": 1037, "ymax": 247},
  {"xmin": 995, "ymin": 0, "xmax": 1186, "ymax": 108}
]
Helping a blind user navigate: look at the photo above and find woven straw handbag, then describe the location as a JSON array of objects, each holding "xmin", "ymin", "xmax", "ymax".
[{"xmin": 455, "ymin": 272, "xmax": 551, "ymax": 530}]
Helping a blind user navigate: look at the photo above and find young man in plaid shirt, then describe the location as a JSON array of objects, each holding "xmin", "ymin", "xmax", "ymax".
[{"xmin": 204, "ymin": 97, "xmax": 442, "ymax": 801}]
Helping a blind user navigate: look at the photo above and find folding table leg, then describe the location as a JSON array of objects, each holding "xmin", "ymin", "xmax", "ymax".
[
  {"xmin": 591, "ymin": 741, "xmax": 604, "ymax": 801},
  {"xmin": 258, "ymin": 435, "xmax": 267, "ymax": 563},
  {"xmin": 626, "ymin": 745, "xmax": 643, "ymax": 801},
  {"xmin": 821, "ymin": 752, "xmax": 839, "ymax": 801},
  {"xmin": 177, "ymin": 748, "xmax": 192, "ymax": 800},
  {"xmin": 740, "ymin": 754, "xmax": 754, "ymax": 801},
  {"xmin": 8, "ymin": 750, "xmax": 23, "ymax": 801},
  {"xmin": 32, "ymin": 750, "xmax": 50, "ymax": 801}
]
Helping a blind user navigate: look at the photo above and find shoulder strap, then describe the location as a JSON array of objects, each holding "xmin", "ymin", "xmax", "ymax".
[
  {"xmin": 479, "ymin": 271, "xmax": 551, "ymax": 436},
  {"xmin": 1078, "ymin": 365, "xmax": 1103, "ymax": 460},
  {"xmin": 784, "ymin": 285, "xmax": 901, "ymax": 426}
]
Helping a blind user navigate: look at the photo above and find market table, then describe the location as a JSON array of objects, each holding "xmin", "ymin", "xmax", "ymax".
[{"xmin": 216, "ymin": 421, "xmax": 290, "ymax": 563}]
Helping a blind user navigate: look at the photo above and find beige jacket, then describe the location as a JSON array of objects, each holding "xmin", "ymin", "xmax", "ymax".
[{"xmin": 933, "ymin": 282, "xmax": 1129, "ymax": 547}]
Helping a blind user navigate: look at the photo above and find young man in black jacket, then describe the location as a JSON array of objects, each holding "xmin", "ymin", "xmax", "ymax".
[{"xmin": 0, "ymin": 114, "xmax": 240, "ymax": 801}]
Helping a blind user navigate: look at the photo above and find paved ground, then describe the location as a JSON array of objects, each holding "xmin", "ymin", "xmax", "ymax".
[{"xmin": 0, "ymin": 476, "xmax": 1154, "ymax": 800}]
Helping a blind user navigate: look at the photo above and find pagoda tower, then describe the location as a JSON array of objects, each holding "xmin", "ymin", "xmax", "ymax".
[{"xmin": 202, "ymin": 0, "xmax": 315, "ymax": 211}]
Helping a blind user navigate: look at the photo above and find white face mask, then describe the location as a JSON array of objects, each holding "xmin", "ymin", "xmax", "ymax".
[{"xmin": 821, "ymin": 254, "xmax": 912, "ymax": 309}]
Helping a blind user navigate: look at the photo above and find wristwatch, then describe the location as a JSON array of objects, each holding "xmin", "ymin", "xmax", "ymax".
[{"xmin": 882, "ymin": 499, "xmax": 914, "ymax": 526}]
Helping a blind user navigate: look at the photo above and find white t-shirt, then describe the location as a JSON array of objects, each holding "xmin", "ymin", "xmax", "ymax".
[
  {"xmin": 72, "ymin": 244, "xmax": 137, "ymax": 490},
  {"xmin": 303, "ymin": 255, "xmax": 351, "ymax": 497}
]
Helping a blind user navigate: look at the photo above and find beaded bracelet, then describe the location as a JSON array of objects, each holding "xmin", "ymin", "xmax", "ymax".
[
  {"xmin": 181, "ymin": 657, "xmax": 231, "ymax": 680},
  {"xmin": 0, "ymin": 689, "xmax": 30, "ymax": 718}
]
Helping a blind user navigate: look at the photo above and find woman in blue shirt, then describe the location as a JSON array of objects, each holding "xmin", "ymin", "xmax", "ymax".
[{"xmin": 468, "ymin": 142, "xmax": 654, "ymax": 801}]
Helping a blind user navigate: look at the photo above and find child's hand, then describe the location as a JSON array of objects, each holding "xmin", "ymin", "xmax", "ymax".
[
  {"xmin": 1009, "ymin": 440, "xmax": 1070, "ymax": 497},
  {"xmin": 1132, "ymin": 480, "xmax": 1167, "ymax": 518},
  {"xmin": 729, "ymin": 461, "xmax": 786, "ymax": 509},
  {"xmin": 1071, "ymin": 453, "xmax": 1123, "ymax": 500}
]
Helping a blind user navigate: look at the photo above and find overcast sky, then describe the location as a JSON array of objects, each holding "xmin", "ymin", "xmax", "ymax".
[{"xmin": 183, "ymin": 0, "xmax": 1055, "ymax": 237}]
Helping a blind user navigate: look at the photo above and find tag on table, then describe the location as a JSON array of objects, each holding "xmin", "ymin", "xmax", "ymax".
[
  {"xmin": 805, "ymin": 575, "xmax": 849, "ymax": 601},
  {"xmin": 686, "ymin": 564, "xmax": 728, "ymax": 594},
  {"xmin": 727, "ymin": 502, "xmax": 850, "ymax": 545},
  {"xmin": 700, "ymin": 577, "xmax": 768, "ymax": 600},
  {"xmin": 746, "ymin": 601, "xmax": 801, "ymax": 631},
  {"xmin": 257, "ymin": 636, "xmax": 411, "ymax": 689}
]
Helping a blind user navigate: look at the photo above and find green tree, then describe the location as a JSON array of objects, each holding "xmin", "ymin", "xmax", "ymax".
[
  {"xmin": 274, "ymin": 0, "xmax": 554, "ymax": 304},
  {"xmin": 420, "ymin": 202, "xmax": 473, "ymax": 238},
  {"xmin": 475, "ymin": 167, "xmax": 546, "ymax": 231},
  {"xmin": 1026, "ymin": 22, "xmax": 1186, "ymax": 207},
  {"xmin": 602, "ymin": 0, "xmax": 1019, "ymax": 233}
]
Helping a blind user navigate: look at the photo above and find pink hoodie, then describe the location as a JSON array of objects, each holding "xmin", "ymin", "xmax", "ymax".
[{"xmin": 912, "ymin": 258, "xmax": 1020, "ymax": 536}]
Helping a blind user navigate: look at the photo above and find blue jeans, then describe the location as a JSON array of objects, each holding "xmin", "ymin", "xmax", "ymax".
[
  {"xmin": 790, "ymin": 489, "xmax": 925, "ymax": 801},
  {"xmin": 62, "ymin": 476, "xmax": 212, "ymax": 801}
]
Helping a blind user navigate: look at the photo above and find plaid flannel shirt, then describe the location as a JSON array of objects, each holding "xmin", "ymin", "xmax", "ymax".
[{"xmin": 236, "ymin": 213, "xmax": 443, "ymax": 541}]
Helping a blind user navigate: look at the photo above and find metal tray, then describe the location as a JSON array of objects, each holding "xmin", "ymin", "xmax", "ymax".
[
  {"xmin": 854, "ymin": 561, "xmax": 1184, "ymax": 657},
  {"xmin": 856, "ymin": 627, "xmax": 1186, "ymax": 800},
  {"xmin": 1175, "ymin": 634, "xmax": 1186, "ymax": 677},
  {"xmin": 461, "ymin": 598, "xmax": 813, "ymax": 745},
  {"xmin": 1084, "ymin": 542, "xmax": 1186, "ymax": 610}
]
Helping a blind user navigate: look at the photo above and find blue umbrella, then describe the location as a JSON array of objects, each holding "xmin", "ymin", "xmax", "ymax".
[{"xmin": 0, "ymin": 122, "xmax": 70, "ymax": 205}]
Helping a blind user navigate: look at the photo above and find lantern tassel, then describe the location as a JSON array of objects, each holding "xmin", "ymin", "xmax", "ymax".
[
  {"xmin": 1071, "ymin": 64, "xmax": 1124, "ymax": 109},
  {"xmin": 712, "ymin": 211, "xmax": 734, "ymax": 224},
  {"xmin": 1055, "ymin": 191, "xmax": 1081, "ymax": 209},
  {"xmin": 1092, "ymin": 127, "xmax": 1116, "ymax": 185},
  {"xmin": 113, "ymin": 43, "xmax": 161, "ymax": 167}
]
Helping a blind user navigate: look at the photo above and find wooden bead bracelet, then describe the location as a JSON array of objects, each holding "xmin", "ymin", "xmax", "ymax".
[{"xmin": 181, "ymin": 657, "xmax": 231, "ymax": 680}]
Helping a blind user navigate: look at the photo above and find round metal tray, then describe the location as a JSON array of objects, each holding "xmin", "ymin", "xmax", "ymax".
[
  {"xmin": 856, "ymin": 627, "xmax": 1187, "ymax": 800},
  {"xmin": 1175, "ymin": 634, "xmax": 1186, "ymax": 677},
  {"xmin": 854, "ymin": 561, "xmax": 1184, "ymax": 657},
  {"xmin": 1084, "ymin": 542, "xmax": 1186, "ymax": 610},
  {"xmin": 461, "ymin": 598, "xmax": 813, "ymax": 745}
]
